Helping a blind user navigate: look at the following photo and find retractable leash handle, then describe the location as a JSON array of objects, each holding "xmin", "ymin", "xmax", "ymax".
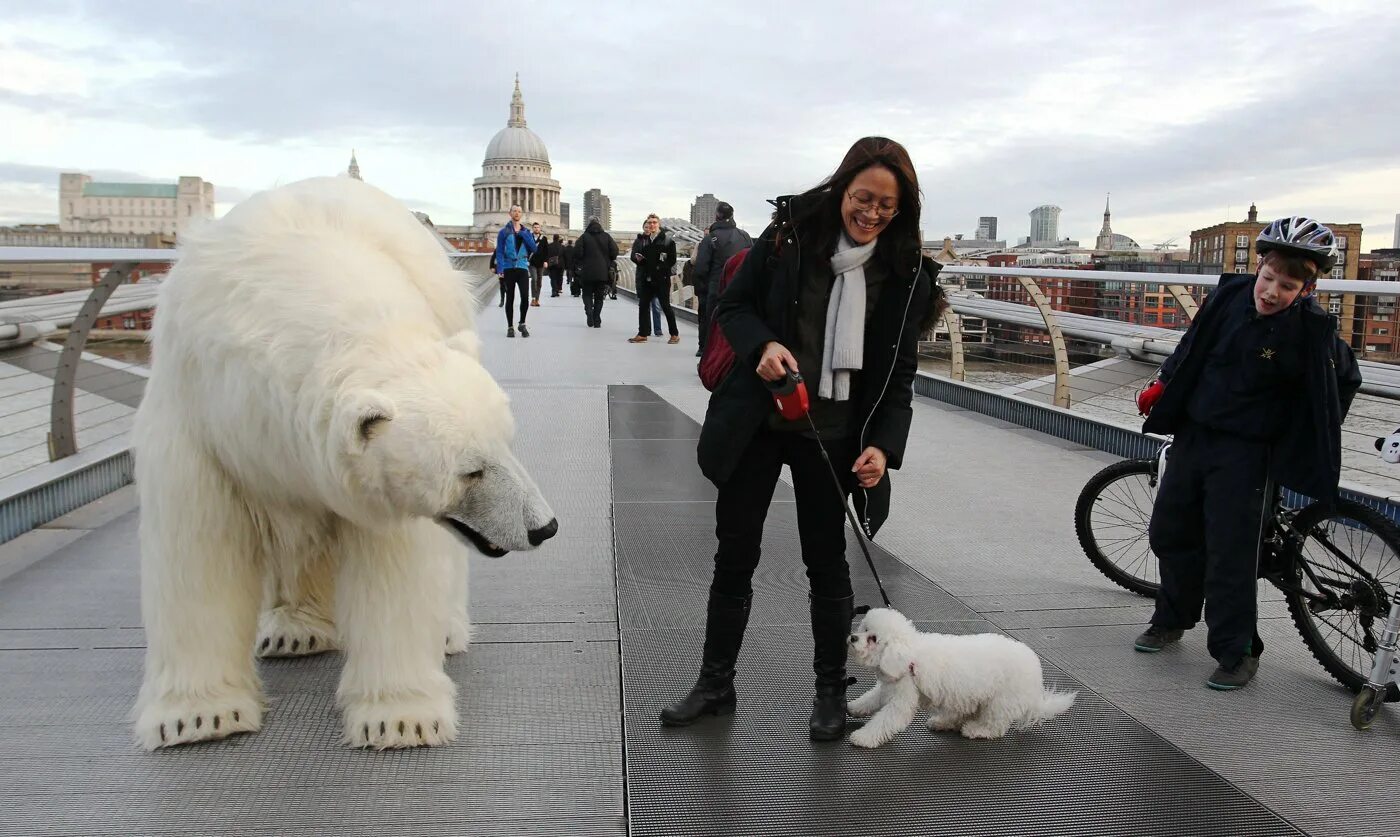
[
  {"xmin": 765, "ymin": 367, "xmax": 810, "ymax": 421},
  {"xmin": 765, "ymin": 366, "xmax": 893, "ymax": 609}
]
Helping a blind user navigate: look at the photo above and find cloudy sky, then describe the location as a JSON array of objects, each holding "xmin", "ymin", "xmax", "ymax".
[{"xmin": 2, "ymin": 0, "xmax": 1398, "ymax": 250}]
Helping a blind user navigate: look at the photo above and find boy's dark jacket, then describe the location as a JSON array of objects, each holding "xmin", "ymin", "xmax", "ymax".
[
  {"xmin": 698, "ymin": 194, "xmax": 938, "ymax": 536},
  {"xmin": 1143, "ymin": 273, "xmax": 1362, "ymax": 501}
]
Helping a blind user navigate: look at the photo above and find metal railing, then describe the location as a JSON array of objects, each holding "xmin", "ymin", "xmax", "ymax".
[
  {"xmin": 6, "ymin": 244, "xmax": 1400, "ymax": 538},
  {"xmin": 925, "ymin": 264, "xmax": 1400, "ymax": 500}
]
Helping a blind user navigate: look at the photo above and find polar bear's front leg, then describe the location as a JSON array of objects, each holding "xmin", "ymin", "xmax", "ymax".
[
  {"xmin": 132, "ymin": 441, "xmax": 265, "ymax": 750},
  {"xmin": 444, "ymin": 551, "xmax": 471, "ymax": 655},
  {"xmin": 336, "ymin": 526, "xmax": 458, "ymax": 749}
]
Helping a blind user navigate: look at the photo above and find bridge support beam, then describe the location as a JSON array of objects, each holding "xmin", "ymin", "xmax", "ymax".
[
  {"xmin": 1015, "ymin": 275, "xmax": 1071, "ymax": 408},
  {"xmin": 48, "ymin": 262, "xmax": 132, "ymax": 461},
  {"xmin": 1166, "ymin": 284, "xmax": 1199, "ymax": 321},
  {"xmin": 939, "ymin": 309, "xmax": 966, "ymax": 382}
]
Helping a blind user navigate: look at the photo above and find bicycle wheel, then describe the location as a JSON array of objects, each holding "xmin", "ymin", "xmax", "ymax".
[
  {"xmin": 1075, "ymin": 459, "xmax": 1160, "ymax": 597},
  {"xmin": 1284, "ymin": 499, "xmax": 1400, "ymax": 701}
]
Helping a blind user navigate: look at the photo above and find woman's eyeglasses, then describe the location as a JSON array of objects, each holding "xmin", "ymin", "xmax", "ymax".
[{"xmin": 847, "ymin": 191, "xmax": 899, "ymax": 219}]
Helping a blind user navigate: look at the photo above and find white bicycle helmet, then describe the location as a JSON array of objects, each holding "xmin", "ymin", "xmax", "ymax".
[{"xmin": 1255, "ymin": 216, "xmax": 1338, "ymax": 274}]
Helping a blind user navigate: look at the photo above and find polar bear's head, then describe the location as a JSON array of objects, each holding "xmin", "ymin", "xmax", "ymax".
[{"xmin": 332, "ymin": 336, "xmax": 557, "ymax": 555}]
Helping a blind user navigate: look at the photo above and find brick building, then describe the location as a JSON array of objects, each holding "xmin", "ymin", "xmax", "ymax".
[
  {"xmin": 1190, "ymin": 204, "xmax": 1364, "ymax": 345},
  {"xmin": 1357, "ymin": 251, "xmax": 1400, "ymax": 358}
]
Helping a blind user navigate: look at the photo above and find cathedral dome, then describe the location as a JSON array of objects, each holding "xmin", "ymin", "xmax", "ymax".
[
  {"xmin": 482, "ymin": 76, "xmax": 550, "ymax": 166},
  {"xmin": 484, "ymin": 125, "xmax": 550, "ymax": 165}
]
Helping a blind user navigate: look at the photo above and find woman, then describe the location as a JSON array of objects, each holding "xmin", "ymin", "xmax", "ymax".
[
  {"xmin": 627, "ymin": 214, "xmax": 680, "ymax": 344},
  {"xmin": 660, "ymin": 137, "xmax": 946, "ymax": 740}
]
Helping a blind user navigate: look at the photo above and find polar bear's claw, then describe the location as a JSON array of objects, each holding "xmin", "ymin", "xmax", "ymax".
[
  {"xmin": 342, "ymin": 692, "xmax": 458, "ymax": 749},
  {"xmin": 256, "ymin": 606, "xmax": 338, "ymax": 658},
  {"xmin": 135, "ymin": 692, "xmax": 262, "ymax": 750}
]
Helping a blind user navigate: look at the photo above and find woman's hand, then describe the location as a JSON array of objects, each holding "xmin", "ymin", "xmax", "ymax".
[
  {"xmin": 852, "ymin": 447, "xmax": 887, "ymax": 488},
  {"xmin": 757, "ymin": 342, "xmax": 798, "ymax": 382}
]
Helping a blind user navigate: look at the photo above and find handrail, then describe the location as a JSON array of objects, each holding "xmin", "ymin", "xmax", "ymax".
[{"xmin": 936, "ymin": 264, "xmax": 1400, "ymax": 296}]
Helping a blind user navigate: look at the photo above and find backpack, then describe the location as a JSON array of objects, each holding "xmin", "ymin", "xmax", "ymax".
[{"xmin": 697, "ymin": 248, "xmax": 750, "ymax": 392}]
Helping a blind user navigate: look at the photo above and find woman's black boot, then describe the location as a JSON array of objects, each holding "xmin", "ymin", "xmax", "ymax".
[
  {"xmin": 660, "ymin": 589, "xmax": 752, "ymax": 726},
  {"xmin": 809, "ymin": 592, "xmax": 855, "ymax": 741}
]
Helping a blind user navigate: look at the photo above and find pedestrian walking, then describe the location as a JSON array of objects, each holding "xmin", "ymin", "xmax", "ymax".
[
  {"xmin": 574, "ymin": 218, "xmax": 618, "ymax": 328},
  {"xmin": 494, "ymin": 204, "xmax": 537, "ymax": 337}
]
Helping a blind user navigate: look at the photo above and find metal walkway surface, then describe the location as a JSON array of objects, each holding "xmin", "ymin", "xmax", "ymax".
[{"xmin": 1, "ymin": 297, "xmax": 1397, "ymax": 837}]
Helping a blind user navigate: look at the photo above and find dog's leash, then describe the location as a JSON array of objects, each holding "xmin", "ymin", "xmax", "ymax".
[{"xmin": 805, "ymin": 411, "xmax": 893, "ymax": 609}]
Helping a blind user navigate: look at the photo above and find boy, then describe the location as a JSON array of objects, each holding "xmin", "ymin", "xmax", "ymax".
[{"xmin": 1133, "ymin": 216, "xmax": 1362, "ymax": 690}]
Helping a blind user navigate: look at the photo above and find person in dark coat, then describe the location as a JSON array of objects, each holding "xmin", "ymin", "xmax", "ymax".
[
  {"xmin": 627, "ymin": 214, "xmax": 680, "ymax": 344},
  {"xmin": 547, "ymin": 235, "xmax": 565, "ymax": 297},
  {"xmin": 528, "ymin": 221, "xmax": 548, "ymax": 306},
  {"xmin": 660, "ymin": 137, "xmax": 946, "ymax": 741},
  {"xmin": 1133, "ymin": 216, "xmax": 1361, "ymax": 690},
  {"xmin": 564, "ymin": 239, "xmax": 579, "ymax": 297},
  {"xmin": 573, "ymin": 218, "xmax": 618, "ymax": 328},
  {"xmin": 692, "ymin": 202, "xmax": 753, "ymax": 356},
  {"xmin": 489, "ymin": 251, "xmax": 503, "ymax": 307}
]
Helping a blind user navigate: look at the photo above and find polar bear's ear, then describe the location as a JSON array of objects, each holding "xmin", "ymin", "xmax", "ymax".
[
  {"xmin": 336, "ymin": 389, "xmax": 397, "ymax": 453},
  {"xmin": 445, "ymin": 331, "xmax": 481, "ymax": 359}
]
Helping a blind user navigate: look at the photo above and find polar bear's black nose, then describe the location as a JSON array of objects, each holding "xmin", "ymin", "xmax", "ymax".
[{"xmin": 528, "ymin": 518, "xmax": 559, "ymax": 546}]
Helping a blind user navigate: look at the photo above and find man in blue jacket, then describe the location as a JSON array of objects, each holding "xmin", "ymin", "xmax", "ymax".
[{"xmin": 495, "ymin": 205, "xmax": 537, "ymax": 338}]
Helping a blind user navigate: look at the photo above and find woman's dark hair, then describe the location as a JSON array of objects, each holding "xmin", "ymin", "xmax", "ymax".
[{"xmin": 785, "ymin": 136, "xmax": 923, "ymax": 274}]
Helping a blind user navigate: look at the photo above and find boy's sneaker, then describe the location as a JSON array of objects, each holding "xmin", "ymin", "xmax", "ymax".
[
  {"xmin": 519, "ymin": 324, "xmax": 530, "ymax": 338},
  {"xmin": 1207, "ymin": 656, "xmax": 1259, "ymax": 691},
  {"xmin": 1133, "ymin": 625, "xmax": 1183, "ymax": 653},
  {"xmin": 507, "ymin": 326, "xmax": 515, "ymax": 338}
]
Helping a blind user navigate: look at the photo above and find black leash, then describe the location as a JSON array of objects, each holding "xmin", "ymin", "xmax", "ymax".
[{"xmin": 804, "ymin": 411, "xmax": 893, "ymax": 608}]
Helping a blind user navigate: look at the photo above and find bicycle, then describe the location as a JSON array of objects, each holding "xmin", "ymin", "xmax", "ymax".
[{"xmin": 1075, "ymin": 441, "xmax": 1400, "ymax": 728}]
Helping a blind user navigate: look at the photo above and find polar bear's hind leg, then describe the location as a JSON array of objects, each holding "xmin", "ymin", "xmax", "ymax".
[{"xmin": 257, "ymin": 544, "xmax": 339, "ymax": 658}]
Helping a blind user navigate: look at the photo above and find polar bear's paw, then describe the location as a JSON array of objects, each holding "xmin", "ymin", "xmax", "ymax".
[
  {"xmin": 134, "ymin": 691, "xmax": 262, "ymax": 750},
  {"xmin": 342, "ymin": 692, "xmax": 458, "ymax": 749},
  {"xmin": 444, "ymin": 616, "xmax": 472, "ymax": 655},
  {"xmin": 256, "ymin": 606, "xmax": 338, "ymax": 658}
]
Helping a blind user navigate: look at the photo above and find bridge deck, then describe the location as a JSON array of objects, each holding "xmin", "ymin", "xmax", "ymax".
[{"xmin": 2, "ymin": 296, "xmax": 1396, "ymax": 836}]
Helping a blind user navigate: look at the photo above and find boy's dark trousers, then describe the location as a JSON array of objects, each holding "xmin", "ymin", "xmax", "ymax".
[{"xmin": 1147, "ymin": 423, "xmax": 1268, "ymax": 667}]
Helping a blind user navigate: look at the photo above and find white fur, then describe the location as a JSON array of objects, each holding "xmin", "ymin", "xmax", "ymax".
[
  {"xmin": 131, "ymin": 177, "xmax": 555, "ymax": 751},
  {"xmin": 846, "ymin": 608, "xmax": 1076, "ymax": 748}
]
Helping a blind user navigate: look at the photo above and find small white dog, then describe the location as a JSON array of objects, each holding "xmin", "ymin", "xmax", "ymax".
[{"xmin": 846, "ymin": 608, "xmax": 1076, "ymax": 748}]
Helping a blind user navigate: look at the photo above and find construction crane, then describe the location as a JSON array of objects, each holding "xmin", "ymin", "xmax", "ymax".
[{"xmin": 1152, "ymin": 238, "xmax": 1178, "ymax": 251}]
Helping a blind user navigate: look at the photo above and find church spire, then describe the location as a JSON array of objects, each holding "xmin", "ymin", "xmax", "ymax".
[
  {"xmin": 508, "ymin": 73, "xmax": 527, "ymax": 128},
  {"xmin": 1096, "ymin": 192, "xmax": 1114, "ymax": 250},
  {"xmin": 348, "ymin": 149, "xmax": 361, "ymax": 181}
]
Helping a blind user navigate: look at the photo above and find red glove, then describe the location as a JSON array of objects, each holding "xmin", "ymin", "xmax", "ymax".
[{"xmin": 1137, "ymin": 379, "xmax": 1165, "ymax": 416}]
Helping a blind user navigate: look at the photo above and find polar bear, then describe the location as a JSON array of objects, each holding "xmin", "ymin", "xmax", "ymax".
[{"xmin": 131, "ymin": 177, "xmax": 557, "ymax": 751}]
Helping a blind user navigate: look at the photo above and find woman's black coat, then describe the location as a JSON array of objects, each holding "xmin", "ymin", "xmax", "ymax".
[{"xmin": 698, "ymin": 195, "xmax": 937, "ymax": 536}]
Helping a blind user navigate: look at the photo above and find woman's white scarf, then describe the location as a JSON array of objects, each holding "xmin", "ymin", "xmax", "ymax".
[{"xmin": 819, "ymin": 233, "xmax": 877, "ymax": 401}]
